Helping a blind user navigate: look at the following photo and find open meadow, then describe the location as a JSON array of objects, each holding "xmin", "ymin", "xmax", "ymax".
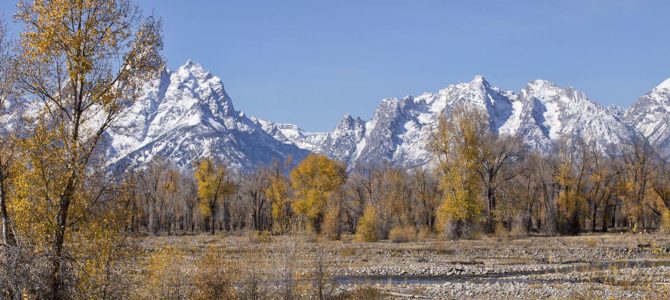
[{"xmin": 124, "ymin": 232, "xmax": 670, "ymax": 299}]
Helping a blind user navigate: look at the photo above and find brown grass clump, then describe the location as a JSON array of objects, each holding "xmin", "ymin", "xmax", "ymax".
[
  {"xmin": 137, "ymin": 247, "xmax": 191, "ymax": 299},
  {"xmin": 417, "ymin": 226, "xmax": 435, "ymax": 240},
  {"xmin": 192, "ymin": 247, "xmax": 238, "ymax": 300},
  {"xmin": 389, "ymin": 226, "xmax": 417, "ymax": 243},
  {"xmin": 246, "ymin": 230, "xmax": 273, "ymax": 244},
  {"xmin": 336, "ymin": 286, "xmax": 383, "ymax": 300}
]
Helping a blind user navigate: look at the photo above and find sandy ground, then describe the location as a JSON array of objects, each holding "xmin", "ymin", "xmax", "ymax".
[{"xmin": 132, "ymin": 232, "xmax": 670, "ymax": 299}]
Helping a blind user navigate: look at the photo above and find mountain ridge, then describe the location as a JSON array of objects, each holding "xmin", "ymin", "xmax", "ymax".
[{"xmin": 3, "ymin": 60, "xmax": 669, "ymax": 172}]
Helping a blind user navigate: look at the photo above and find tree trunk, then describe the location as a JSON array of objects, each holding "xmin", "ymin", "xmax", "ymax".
[
  {"xmin": 50, "ymin": 179, "xmax": 75, "ymax": 298},
  {"xmin": 486, "ymin": 186, "xmax": 496, "ymax": 233},
  {"xmin": 210, "ymin": 201, "xmax": 216, "ymax": 235},
  {"xmin": 0, "ymin": 172, "xmax": 15, "ymax": 246}
]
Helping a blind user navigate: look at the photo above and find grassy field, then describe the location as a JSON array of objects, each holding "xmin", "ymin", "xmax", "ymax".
[{"xmin": 123, "ymin": 232, "xmax": 670, "ymax": 299}]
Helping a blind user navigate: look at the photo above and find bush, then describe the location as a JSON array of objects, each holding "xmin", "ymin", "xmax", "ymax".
[
  {"xmin": 661, "ymin": 209, "xmax": 670, "ymax": 234},
  {"xmin": 322, "ymin": 206, "xmax": 342, "ymax": 240},
  {"xmin": 389, "ymin": 226, "xmax": 417, "ymax": 243},
  {"xmin": 417, "ymin": 226, "xmax": 434, "ymax": 240},
  {"xmin": 192, "ymin": 247, "xmax": 238, "ymax": 300},
  {"xmin": 356, "ymin": 204, "xmax": 379, "ymax": 242},
  {"xmin": 246, "ymin": 230, "xmax": 273, "ymax": 244},
  {"xmin": 139, "ymin": 247, "xmax": 190, "ymax": 299}
]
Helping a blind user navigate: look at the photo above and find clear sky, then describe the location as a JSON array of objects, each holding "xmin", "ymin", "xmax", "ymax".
[{"xmin": 1, "ymin": 1, "xmax": 669, "ymax": 131}]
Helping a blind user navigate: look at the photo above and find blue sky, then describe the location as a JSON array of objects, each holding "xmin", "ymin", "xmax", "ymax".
[{"xmin": 1, "ymin": 1, "xmax": 669, "ymax": 131}]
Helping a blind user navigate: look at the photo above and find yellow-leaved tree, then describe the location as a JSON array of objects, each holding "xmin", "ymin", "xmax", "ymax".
[
  {"xmin": 9, "ymin": 0, "xmax": 163, "ymax": 297},
  {"xmin": 265, "ymin": 159, "xmax": 293, "ymax": 234},
  {"xmin": 0, "ymin": 17, "xmax": 17, "ymax": 248},
  {"xmin": 431, "ymin": 108, "xmax": 485, "ymax": 239},
  {"xmin": 290, "ymin": 154, "xmax": 346, "ymax": 233},
  {"xmin": 194, "ymin": 158, "xmax": 236, "ymax": 235}
]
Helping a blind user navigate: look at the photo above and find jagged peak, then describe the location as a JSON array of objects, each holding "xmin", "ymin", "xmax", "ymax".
[
  {"xmin": 337, "ymin": 113, "xmax": 355, "ymax": 127},
  {"xmin": 181, "ymin": 59, "xmax": 203, "ymax": 70},
  {"xmin": 175, "ymin": 59, "xmax": 212, "ymax": 80},
  {"xmin": 470, "ymin": 75, "xmax": 489, "ymax": 86},
  {"xmin": 524, "ymin": 79, "xmax": 577, "ymax": 97},
  {"xmin": 526, "ymin": 79, "xmax": 558, "ymax": 89}
]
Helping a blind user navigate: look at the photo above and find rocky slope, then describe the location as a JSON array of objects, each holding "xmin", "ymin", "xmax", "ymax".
[
  {"xmin": 3, "ymin": 59, "xmax": 668, "ymax": 172},
  {"xmin": 625, "ymin": 78, "xmax": 670, "ymax": 159},
  {"xmin": 106, "ymin": 60, "xmax": 309, "ymax": 172},
  {"xmin": 270, "ymin": 76, "xmax": 643, "ymax": 169}
]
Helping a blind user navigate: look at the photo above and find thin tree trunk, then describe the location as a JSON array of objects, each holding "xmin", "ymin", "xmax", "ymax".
[
  {"xmin": 0, "ymin": 171, "xmax": 15, "ymax": 246},
  {"xmin": 210, "ymin": 201, "xmax": 216, "ymax": 235},
  {"xmin": 50, "ymin": 178, "xmax": 75, "ymax": 298}
]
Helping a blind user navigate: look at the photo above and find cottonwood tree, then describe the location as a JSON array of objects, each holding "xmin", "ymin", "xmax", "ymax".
[
  {"xmin": 290, "ymin": 154, "xmax": 346, "ymax": 233},
  {"xmin": 137, "ymin": 158, "xmax": 179, "ymax": 234},
  {"xmin": 0, "ymin": 18, "xmax": 16, "ymax": 247},
  {"xmin": 12, "ymin": 0, "xmax": 162, "ymax": 296},
  {"xmin": 242, "ymin": 168, "xmax": 271, "ymax": 231},
  {"xmin": 195, "ymin": 158, "xmax": 235, "ymax": 235},
  {"xmin": 654, "ymin": 161, "xmax": 670, "ymax": 231},
  {"xmin": 431, "ymin": 108, "xmax": 486, "ymax": 238},
  {"xmin": 554, "ymin": 140, "xmax": 589, "ymax": 234},
  {"xmin": 265, "ymin": 159, "xmax": 293, "ymax": 234},
  {"xmin": 617, "ymin": 141, "xmax": 657, "ymax": 232},
  {"xmin": 476, "ymin": 132, "xmax": 524, "ymax": 233},
  {"xmin": 584, "ymin": 146, "xmax": 618, "ymax": 232},
  {"xmin": 412, "ymin": 169, "xmax": 439, "ymax": 231}
]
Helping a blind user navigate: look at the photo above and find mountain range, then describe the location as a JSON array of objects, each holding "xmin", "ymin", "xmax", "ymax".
[{"xmin": 3, "ymin": 60, "xmax": 669, "ymax": 172}]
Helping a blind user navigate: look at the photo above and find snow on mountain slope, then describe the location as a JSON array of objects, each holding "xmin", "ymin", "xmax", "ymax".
[
  {"xmin": 268, "ymin": 76, "xmax": 642, "ymax": 169},
  {"xmin": 3, "ymin": 59, "xmax": 664, "ymax": 172},
  {"xmin": 107, "ymin": 60, "xmax": 309, "ymax": 171},
  {"xmin": 626, "ymin": 78, "xmax": 670, "ymax": 158},
  {"xmin": 515, "ymin": 79, "xmax": 641, "ymax": 153}
]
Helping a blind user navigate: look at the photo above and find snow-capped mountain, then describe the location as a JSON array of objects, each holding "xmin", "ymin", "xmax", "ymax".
[
  {"xmin": 3, "ymin": 59, "xmax": 667, "ymax": 172},
  {"xmin": 625, "ymin": 78, "xmax": 670, "ymax": 159},
  {"xmin": 106, "ymin": 60, "xmax": 309, "ymax": 172},
  {"xmin": 265, "ymin": 76, "xmax": 643, "ymax": 169}
]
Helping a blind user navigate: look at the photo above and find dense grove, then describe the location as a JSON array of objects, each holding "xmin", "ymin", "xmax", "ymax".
[
  {"xmin": 1, "ymin": 0, "xmax": 669, "ymax": 299},
  {"xmin": 117, "ymin": 109, "xmax": 670, "ymax": 241}
]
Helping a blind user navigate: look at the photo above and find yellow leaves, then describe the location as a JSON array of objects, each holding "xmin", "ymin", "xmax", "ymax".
[
  {"xmin": 140, "ymin": 247, "xmax": 191, "ymax": 299},
  {"xmin": 194, "ymin": 158, "xmax": 234, "ymax": 223},
  {"xmin": 265, "ymin": 167, "xmax": 292, "ymax": 233},
  {"xmin": 289, "ymin": 154, "xmax": 346, "ymax": 231},
  {"xmin": 430, "ymin": 108, "xmax": 488, "ymax": 236},
  {"xmin": 356, "ymin": 203, "xmax": 379, "ymax": 242}
]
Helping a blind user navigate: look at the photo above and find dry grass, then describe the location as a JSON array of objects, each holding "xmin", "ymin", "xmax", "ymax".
[{"xmin": 122, "ymin": 232, "xmax": 670, "ymax": 298}]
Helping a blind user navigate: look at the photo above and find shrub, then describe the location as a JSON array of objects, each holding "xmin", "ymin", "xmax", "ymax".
[
  {"xmin": 139, "ymin": 247, "xmax": 190, "ymax": 299},
  {"xmin": 661, "ymin": 209, "xmax": 670, "ymax": 234},
  {"xmin": 356, "ymin": 204, "xmax": 379, "ymax": 242},
  {"xmin": 247, "ymin": 230, "xmax": 273, "ymax": 244},
  {"xmin": 192, "ymin": 247, "xmax": 238, "ymax": 300},
  {"xmin": 389, "ymin": 226, "xmax": 417, "ymax": 243},
  {"xmin": 417, "ymin": 226, "xmax": 434, "ymax": 240},
  {"xmin": 322, "ymin": 206, "xmax": 342, "ymax": 240}
]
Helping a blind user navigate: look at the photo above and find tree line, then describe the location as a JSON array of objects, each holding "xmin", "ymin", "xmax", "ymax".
[
  {"xmin": 116, "ymin": 107, "xmax": 670, "ymax": 241},
  {"xmin": 1, "ymin": 0, "xmax": 670, "ymax": 298}
]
